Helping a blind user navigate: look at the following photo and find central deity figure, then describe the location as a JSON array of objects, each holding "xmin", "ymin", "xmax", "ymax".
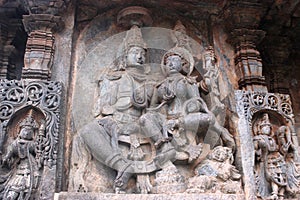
[{"xmin": 71, "ymin": 22, "xmax": 236, "ymax": 194}]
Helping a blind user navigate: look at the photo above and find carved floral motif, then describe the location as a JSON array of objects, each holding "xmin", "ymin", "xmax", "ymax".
[
  {"xmin": 0, "ymin": 81, "xmax": 62, "ymax": 160},
  {"xmin": 235, "ymin": 91, "xmax": 294, "ymax": 125},
  {"xmin": 0, "ymin": 80, "xmax": 62, "ymax": 199}
]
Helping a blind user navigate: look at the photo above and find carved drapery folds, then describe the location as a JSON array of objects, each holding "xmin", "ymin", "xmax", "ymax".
[
  {"xmin": 21, "ymin": 0, "xmax": 68, "ymax": 80},
  {"xmin": 236, "ymin": 90, "xmax": 300, "ymax": 200},
  {"xmin": 0, "ymin": 80, "xmax": 62, "ymax": 199}
]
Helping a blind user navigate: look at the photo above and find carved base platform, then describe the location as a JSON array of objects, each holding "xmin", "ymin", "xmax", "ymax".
[{"xmin": 55, "ymin": 193, "xmax": 246, "ymax": 200}]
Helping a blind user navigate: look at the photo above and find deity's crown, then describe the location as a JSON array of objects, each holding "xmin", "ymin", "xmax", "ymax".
[
  {"xmin": 259, "ymin": 113, "xmax": 271, "ymax": 128},
  {"xmin": 20, "ymin": 115, "xmax": 38, "ymax": 129},
  {"xmin": 124, "ymin": 25, "xmax": 147, "ymax": 51},
  {"xmin": 162, "ymin": 21, "xmax": 194, "ymax": 76}
]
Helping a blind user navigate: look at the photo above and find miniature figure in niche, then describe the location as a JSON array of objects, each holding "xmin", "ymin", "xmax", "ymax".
[
  {"xmin": 0, "ymin": 113, "xmax": 45, "ymax": 200},
  {"xmin": 253, "ymin": 113, "xmax": 300, "ymax": 200}
]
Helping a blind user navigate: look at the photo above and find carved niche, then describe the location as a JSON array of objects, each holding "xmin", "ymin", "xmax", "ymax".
[
  {"xmin": 0, "ymin": 80, "xmax": 62, "ymax": 199},
  {"xmin": 69, "ymin": 7, "xmax": 240, "ymax": 196},
  {"xmin": 236, "ymin": 90, "xmax": 300, "ymax": 200}
]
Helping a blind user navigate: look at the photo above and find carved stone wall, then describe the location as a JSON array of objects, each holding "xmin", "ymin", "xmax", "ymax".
[
  {"xmin": 0, "ymin": 80, "xmax": 62, "ymax": 199},
  {"xmin": 235, "ymin": 90, "xmax": 300, "ymax": 199},
  {"xmin": 0, "ymin": 1, "xmax": 299, "ymax": 200}
]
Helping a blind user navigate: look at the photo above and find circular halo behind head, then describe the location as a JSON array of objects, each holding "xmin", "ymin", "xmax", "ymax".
[{"xmin": 161, "ymin": 46, "xmax": 194, "ymax": 76}]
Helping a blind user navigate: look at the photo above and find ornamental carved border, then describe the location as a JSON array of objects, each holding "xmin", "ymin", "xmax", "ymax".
[
  {"xmin": 0, "ymin": 79, "xmax": 62, "ymax": 167},
  {"xmin": 235, "ymin": 90, "xmax": 294, "ymax": 126}
]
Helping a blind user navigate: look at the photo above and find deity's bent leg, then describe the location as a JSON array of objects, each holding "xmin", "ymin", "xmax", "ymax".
[
  {"xmin": 183, "ymin": 112, "xmax": 212, "ymax": 134},
  {"xmin": 140, "ymin": 112, "xmax": 167, "ymax": 142},
  {"xmin": 210, "ymin": 119, "xmax": 235, "ymax": 150},
  {"xmin": 80, "ymin": 119, "xmax": 133, "ymax": 173},
  {"xmin": 140, "ymin": 113, "xmax": 176, "ymax": 166},
  {"xmin": 183, "ymin": 112, "xmax": 235, "ymax": 150}
]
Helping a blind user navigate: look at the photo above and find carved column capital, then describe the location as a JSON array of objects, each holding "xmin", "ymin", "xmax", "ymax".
[
  {"xmin": 21, "ymin": 0, "xmax": 71, "ymax": 80},
  {"xmin": 22, "ymin": 14, "xmax": 63, "ymax": 34},
  {"xmin": 227, "ymin": 28, "xmax": 267, "ymax": 91},
  {"xmin": 22, "ymin": 0, "xmax": 70, "ymax": 16},
  {"xmin": 221, "ymin": 1, "xmax": 269, "ymax": 92},
  {"xmin": 21, "ymin": 14, "xmax": 63, "ymax": 80}
]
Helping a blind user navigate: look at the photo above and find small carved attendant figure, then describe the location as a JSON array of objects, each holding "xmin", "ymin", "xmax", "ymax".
[
  {"xmin": 202, "ymin": 47, "xmax": 224, "ymax": 115},
  {"xmin": 195, "ymin": 146, "xmax": 241, "ymax": 182},
  {"xmin": 253, "ymin": 113, "xmax": 287, "ymax": 200},
  {"xmin": 188, "ymin": 146, "xmax": 241, "ymax": 194},
  {"xmin": 1, "ymin": 115, "xmax": 41, "ymax": 200}
]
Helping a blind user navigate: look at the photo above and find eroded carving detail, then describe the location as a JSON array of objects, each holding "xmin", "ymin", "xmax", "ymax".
[
  {"xmin": 253, "ymin": 113, "xmax": 300, "ymax": 199},
  {"xmin": 237, "ymin": 91, "xmax": 295, "ymax": 125},
  {"xmin": 0, "ymin": 80, "xmax": 62, "ymax": 199},
  {"xmin": 70, "ymin": 19, "xmax": 239, "ymax": 195},
  {"xmin": 187, "ymin": 146, "xmax": 242, "ymax": 194},
  {"xmin": 1, "ymin": 113, "xmax": 43, "ymax": 199}
]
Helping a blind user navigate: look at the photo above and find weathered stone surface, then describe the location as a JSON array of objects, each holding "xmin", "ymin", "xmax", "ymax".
[
  {"xmin": 55, "ymin": 193, "xmax": 246, "ymax": 200},
  {"xmin": 1, "ymin": 1, "xmax": 300, "ymax": 200}
]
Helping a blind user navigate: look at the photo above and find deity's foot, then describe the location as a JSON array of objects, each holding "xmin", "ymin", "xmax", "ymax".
[{"xmin": 175, "ymin": 151, "xmax": 189, "ymax": 160}]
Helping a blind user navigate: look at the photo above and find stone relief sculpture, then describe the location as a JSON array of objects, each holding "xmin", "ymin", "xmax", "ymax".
[
  {"xmin": 253, "ymin": 113, "xmax": 300, "ymax": 200},
  {"xmin": 70, "ymin": 18, "xmax": 238, "ymax": 195},
  {"xmin": 235, "ymin": 90, "xmax": 300, "ymax": 200},
  {"xmin": 202, "ymin": 46, "xmax": 225, "ymax": 116},
  {"xmin": 1, "ymin": 113, "xmax": 43, "ymax": 199},
  {"xmin": 71, "ymin": 24, "xmax": 156, "ymax": 194},
  {"xmin": 0, "ymin": 80, "xmax": 62, "ymax": 199},
  {"xmin": 187, "ymin": 146, "xmax": 242, "ymax": 194}
]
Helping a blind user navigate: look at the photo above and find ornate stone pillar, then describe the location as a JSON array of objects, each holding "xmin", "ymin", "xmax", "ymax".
[
  {"xmin": 0, "ymin": 1, "xmax": 70, "ymax": 199},
  {"xmin": 20, "ymin": 0, "xmax": 69, "ymax": 80},
  {"xmin": 225, "ymin": 1, "xmax": 268, "ymax": 92},
  {"xmin": 22, "ymin": 14, "xmax": 62, "ymax": 80},
  {"xmin": 229, "ymin": 29, "xmax": 266, "ymax": 92},
  {"xmin": 223, "ymin": 2, "xmax": 269, "ymax": 200},
  {"xmin": 226, "ymin": 2, "xmax": 300, "ymax": 200}
]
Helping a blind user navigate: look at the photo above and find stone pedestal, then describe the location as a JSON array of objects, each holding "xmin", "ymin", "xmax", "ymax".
[{"xmin": 55, "ymin": 193, "xmax": 246, "ymax": 200}]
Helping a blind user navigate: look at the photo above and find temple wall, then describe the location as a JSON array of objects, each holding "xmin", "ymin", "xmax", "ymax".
[{"xmin": 0, "ymin": 1, "xmax": 300, "ymax": 200}]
